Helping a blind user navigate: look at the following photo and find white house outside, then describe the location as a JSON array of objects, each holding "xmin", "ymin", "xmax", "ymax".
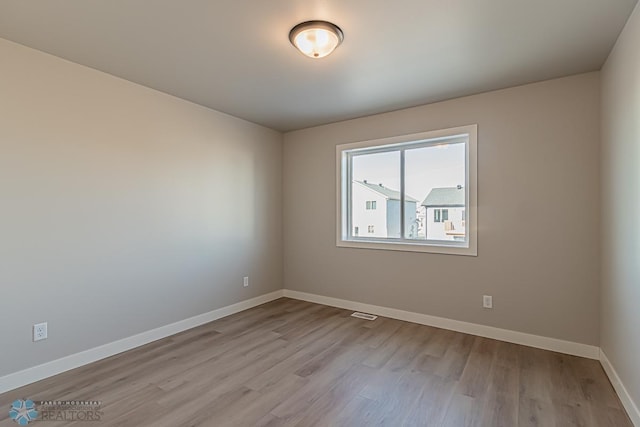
[{"xmin": 351, "ymin": 180, "xmax": 418, "ymax": 238}]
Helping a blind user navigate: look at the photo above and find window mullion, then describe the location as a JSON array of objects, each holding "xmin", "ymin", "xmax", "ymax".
[
  {"xmin": 348, "ymin": 153, "xmax": 353, "ymax": 238},
  {"xmin": 400, "ymin": 149, "xmax": 405, "ymax": 240}
]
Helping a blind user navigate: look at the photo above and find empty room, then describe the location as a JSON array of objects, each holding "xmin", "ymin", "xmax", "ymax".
[{"xmin": 1, "ymin": 0, "xmax": 639, "ymax": 426}]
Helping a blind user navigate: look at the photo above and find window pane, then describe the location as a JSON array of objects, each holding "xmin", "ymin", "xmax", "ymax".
[
  {"xmin": 351, "ymin": 151, "xmax": 401, "ymax": 238},
  {"xmin": 405, "ymin": 143, "xmax": 466, "ymax": 241}
]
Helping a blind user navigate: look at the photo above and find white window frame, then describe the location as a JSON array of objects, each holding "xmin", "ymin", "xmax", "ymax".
[{"xmin": 336, "ymin": 124, "xmax": 478, "ymax": 256}]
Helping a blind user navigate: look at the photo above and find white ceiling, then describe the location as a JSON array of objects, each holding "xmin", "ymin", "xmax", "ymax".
[{"xmin": 0, "ymin": 0, "xmax": 637, "ymax": 131}]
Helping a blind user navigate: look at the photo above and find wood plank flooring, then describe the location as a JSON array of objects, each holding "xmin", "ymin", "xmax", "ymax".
[{"xmin": 0, "ymin": 298, "xmax": 632, "ymax": 426}]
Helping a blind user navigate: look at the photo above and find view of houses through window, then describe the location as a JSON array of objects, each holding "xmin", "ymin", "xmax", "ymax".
[{"xmin": 350, "ymin": 141, "xmax": 466, "ymax": 242}]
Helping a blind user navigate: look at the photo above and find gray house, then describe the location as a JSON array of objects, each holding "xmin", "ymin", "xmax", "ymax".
[{"xmin": 421, "ymin": 185, "xmax": 466, "ymax": 240}]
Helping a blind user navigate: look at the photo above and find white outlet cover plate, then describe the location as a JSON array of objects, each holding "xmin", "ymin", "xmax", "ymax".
[
  {"xmin": 483, "ymin": 295, "xmax": 493, "ymax": 309},
  {"xmin": 33, "ymin": 322, "xmax": 48, "ymax": 341}
]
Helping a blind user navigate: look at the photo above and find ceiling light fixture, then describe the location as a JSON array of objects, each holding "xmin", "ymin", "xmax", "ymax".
[{"xmin": 289, "ymin": 20, "xmax": 344, "ymax": 59}]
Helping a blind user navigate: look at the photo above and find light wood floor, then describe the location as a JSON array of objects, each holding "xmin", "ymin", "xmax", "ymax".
[{"xmin": 0, "ymin": 298, "xmax": 632, "ymax": 426}]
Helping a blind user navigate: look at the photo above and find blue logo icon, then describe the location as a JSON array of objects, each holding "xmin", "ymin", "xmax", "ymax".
[{"xmin": 9, "ymin": 399, "xmax": 38, "ymax": 425}]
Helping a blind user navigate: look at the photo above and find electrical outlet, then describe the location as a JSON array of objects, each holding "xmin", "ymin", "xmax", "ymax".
[
  {"xmin": 483, "ymin": 295, "xmax": 493, "ymax": 309},
  {"xmin": 243, "ymin": 276, "xmax": 249, "ymax": 287},
  {"xmin": 33, "ymin": 322, "xmax": 48, "ymax": 342}
]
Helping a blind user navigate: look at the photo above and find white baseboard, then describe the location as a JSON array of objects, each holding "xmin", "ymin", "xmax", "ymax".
[
  {"xmin": 600, "ymin": 350, "xmax": 640, "ymax": 426},
  {"xmin": 283, "ymin": 289, "xmax": 600, "ymax": 360},
  {"xmin": 0, "ymin": 290, "xmax": 284, "ymax": 394}
]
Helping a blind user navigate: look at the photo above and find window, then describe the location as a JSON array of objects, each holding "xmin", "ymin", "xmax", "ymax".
[
  {"xmin": 434, "ymin": 209, "xmax": 449, "ymax": 223},
  {"xmin": 336, "ymin": 125, "xmax": 477, "ymax": 256}
]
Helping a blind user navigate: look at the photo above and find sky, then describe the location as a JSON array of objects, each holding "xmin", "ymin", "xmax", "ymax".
[{"xmin": 352, "ymin": 142, "xmax": 465, "ymax": 203}]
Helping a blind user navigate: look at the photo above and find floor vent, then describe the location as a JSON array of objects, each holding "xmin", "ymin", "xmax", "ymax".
[{"xmin": 351, "ymin": 312, "xmax": 378, "ymax": 321}]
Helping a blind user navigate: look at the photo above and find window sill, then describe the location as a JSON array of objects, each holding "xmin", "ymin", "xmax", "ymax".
[{"xmin": 336, "ymin": 238, "xmax": 477, "ymax": 256}]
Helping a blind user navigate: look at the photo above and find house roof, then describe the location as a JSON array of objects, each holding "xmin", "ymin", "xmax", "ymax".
[
  {"xmin": 355, "ymin": 180, "xmax": 418, "ymax": 203},
  {"xmin": 422, "ymin": 186, "xmax": 465, "ymax": 207}
]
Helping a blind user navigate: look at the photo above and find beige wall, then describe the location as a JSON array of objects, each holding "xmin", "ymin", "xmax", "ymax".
[
  {"xmin": 284, "ymin": 73, "xmax": 601, "ymax": 345},
  {"xmin": 601, "ymin": 2, "xmax": 640, "ymax": 411},
  {"xmin": 0, "ymin": 39, "xmax": 283, "ymax": 376}
]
